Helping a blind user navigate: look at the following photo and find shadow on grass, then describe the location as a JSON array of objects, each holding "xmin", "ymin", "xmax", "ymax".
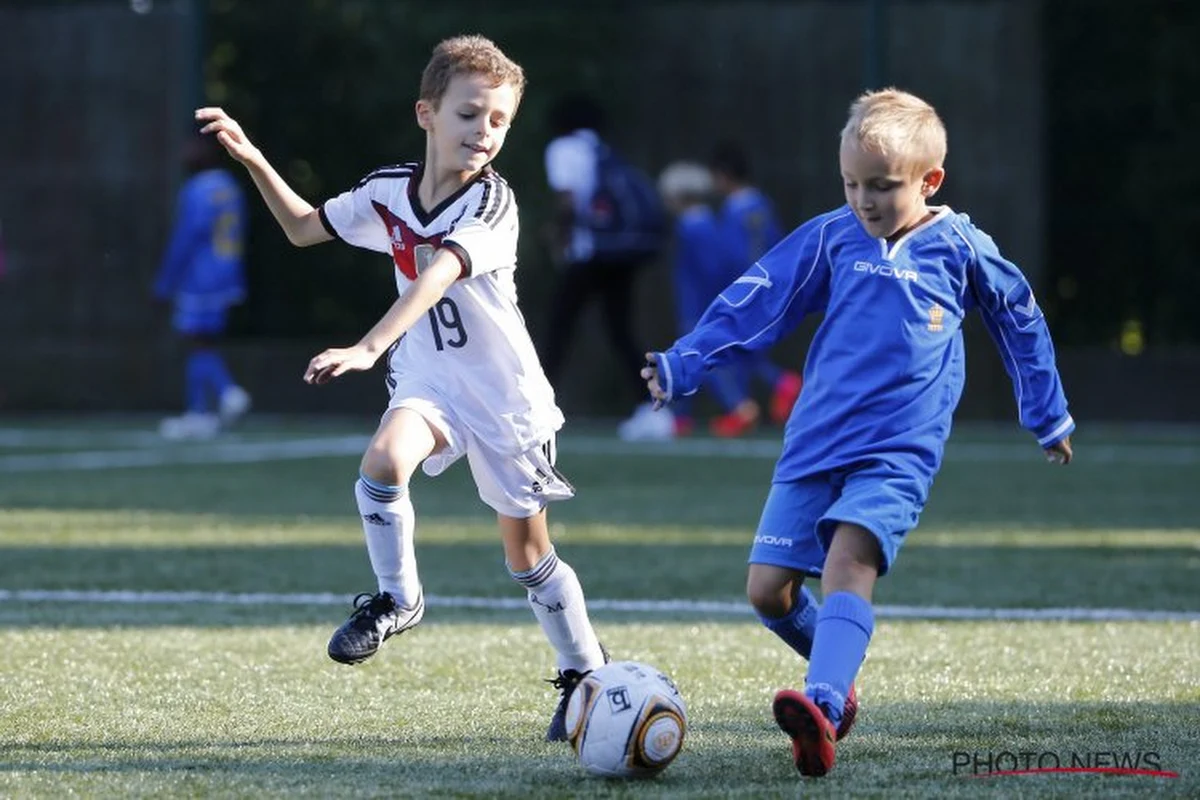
[{"xmin": 1, "ymin": 702, "xmax": 1195, "ymax": 799}]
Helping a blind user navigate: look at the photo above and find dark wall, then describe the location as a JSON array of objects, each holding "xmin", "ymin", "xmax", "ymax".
[
  {"xmin": 0, "ymin": 4, "xmax": 189, "ymax": 340},
  {"xmin": 0, "ymin": 0, "xmax": 1193, "ymax": 423},
  {"xmin": 1044, "ymin": 0, "xmax": 1200, "ymax": 349}
]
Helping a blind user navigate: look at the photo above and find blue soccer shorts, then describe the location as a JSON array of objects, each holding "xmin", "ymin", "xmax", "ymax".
[
  {"xmin": 748, "ymin": 459, "xmax": 928, "ymax": 577},
  {"xmin": 173, "ymin": 307, "xmax": 229, "ymax": 336}
]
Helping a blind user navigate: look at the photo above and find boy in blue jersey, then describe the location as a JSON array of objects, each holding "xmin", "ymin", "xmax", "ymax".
[
  {"xmin": 154, "ymin": 135, "xmax": 251, "ymax": 440},
  {"xmin": 642, "ymin": 89, "xmax": 1074, "ymax": 777},
  {"xmin": 710, "ymin": 141, "xmax": 803, "ymax": 430},
  {"xmin": 657, "ymin": 161, "xmax": 759, "ymax": 437}
]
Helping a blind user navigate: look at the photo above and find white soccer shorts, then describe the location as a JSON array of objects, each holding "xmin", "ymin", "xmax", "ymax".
[{"xmin": 389, "ymin": 387, "xmax": 574, "ymax": 518}]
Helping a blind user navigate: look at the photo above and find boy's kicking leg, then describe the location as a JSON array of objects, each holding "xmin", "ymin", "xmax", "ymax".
[
  {"xmin": 771, "ymin": 523, "xmax": 880, "ymax": 777},
  {"xmin": 745, "ymin": 478, "xmax": 861, "ymax": 774},
  {"xmin": 468, "ymin": 434, "xmax": 606, "ymax": 742},
  {"xmin": 500, "ymin": 510, "xmax": 608, "ymax": 742},
  {"xmin": 747, "ymin": 565, "xmax": 860, "ymax": 742}
]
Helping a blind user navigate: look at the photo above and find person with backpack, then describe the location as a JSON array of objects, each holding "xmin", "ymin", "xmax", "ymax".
[{"xmin": 539, "ymin": 93, "xmax": 670, "ymax": 441}]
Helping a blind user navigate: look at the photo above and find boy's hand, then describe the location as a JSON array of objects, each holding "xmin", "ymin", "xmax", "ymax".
[
  {"xmin": 640, "ymin": 352, "xmax": 669, "ymax": 408},
  {"xmin": 1045, "ymin": 435, "xmax": 1073, "ymax": 465},
  {"xmin": 195, "ymin": 107, "xmax": 262, "ymax": 165},
  {"xmin": 304, "ymin": 345, "xmax": 379, "ymax": 385}
]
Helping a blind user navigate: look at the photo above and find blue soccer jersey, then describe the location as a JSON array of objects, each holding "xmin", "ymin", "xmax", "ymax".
[
  {"xmin": 655, "ymin": 205, "xmax": 1074, "ymax": 486},
  {"xmin": 672, "ymin": 205, "xmax": 728, "ymax": 331},
  {"xmin": 716, "ymin": 187, "xmax": 784, "ymax": 281},
  {"xmin": 154, "ymin": 168, "xmax": 247, "ymax": 327}
]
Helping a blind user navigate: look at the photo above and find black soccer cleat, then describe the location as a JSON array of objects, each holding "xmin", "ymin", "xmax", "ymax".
[
  {"xmin": 545, "ymin": 642, "xmax": 610, "ymax": 742},
  {"xmin": 327, "ymin": 589, "xmax": 425, "ymax": 665}
]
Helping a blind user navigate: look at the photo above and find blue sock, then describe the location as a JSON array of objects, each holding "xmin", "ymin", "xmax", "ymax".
[
  {"xmin": 757, "ymin": 585, "xmax": 819, "ymax": 659},
  {"xmin": 184, "ymin": 353, "xmax": 210, "ymax": 413},
  {"xmin": 704, "ymin": 365, "xmax": 746, "ymax": 412},
  {"xmin": 673, "ymin": 393, "xmax": 693, "ymax": 420},
  {"xmin": 752, "ymin": 353, "xmax": 783, "ymax": 388},
  {"xmin": 186, "ymin": 350, "xmax": 233, "ymax": 412},
  {"xmin": 804, "ymin": 591, "xmax": 874, "ymax": 726}
]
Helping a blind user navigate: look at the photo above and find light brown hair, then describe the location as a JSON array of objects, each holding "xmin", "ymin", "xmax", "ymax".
[{"xmin": 419, "ymin": 35, "xmax": 526, "ymax": 111}]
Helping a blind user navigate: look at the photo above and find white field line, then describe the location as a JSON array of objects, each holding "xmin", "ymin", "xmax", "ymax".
[
  {"xmin": 0, "ymin": 588, "xmax": 1196, "ymax": 623},
  {"xmin": 2, "ymin": 433, "xmax": 1200, "ymax": 472},
  {"xmin": 0, "ymin": 436, "xmax": 370, "ymax": 471}
]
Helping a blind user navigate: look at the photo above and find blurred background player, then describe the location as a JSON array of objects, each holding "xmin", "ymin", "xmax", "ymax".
[
  {"xmin": 657, "ymin": 161, "xmax": 760, "ymax": 438},
  {"xmin": 710, "ymin": 140, "xmax": 803, "ymax": 428},
  {"xmin": 197, "ymin": 35, "xmax": 608, "ymax": 741},
  {"xmin": 153, "ymin": 134, "xmax": 251, "ymax": 440},
  {"xmin": 539, "ymin": 93, "xmax": 670, "ymax": 441}
]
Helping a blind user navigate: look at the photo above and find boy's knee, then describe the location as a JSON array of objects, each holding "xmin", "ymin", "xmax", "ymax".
[
  {"xmin": 746, "ymin": 566, "xmax": 796, "ymax": 618},
  {"xmin": 822, "ymin": 524, "xmax": 882, "ymax": 596},
  {"xmin": 360, "ymin": 445, "xmax": 409, "ymax": 486}
]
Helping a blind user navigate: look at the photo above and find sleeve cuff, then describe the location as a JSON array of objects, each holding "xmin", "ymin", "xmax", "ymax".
[
  {"xmin": 654, "ymin": 352, "xmax": 675, "ymax": 401},
  {"xmin": 1036, "ymin": 414, "xmax": 1075, "ymax": 447},
  {"xmin": 317, "ymin": 204, "xmax": 339, "ymax": 239},
  {"xmin": 439, "ymin": 240, "xmax": 472, "ymax": 278}
]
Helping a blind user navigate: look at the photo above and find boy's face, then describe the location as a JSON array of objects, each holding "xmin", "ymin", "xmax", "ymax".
[
  {"xmin": 417, "ymin": 73, "xmax": 518, "ymax": 174},
  {"xmin": 839, "ymin": 138, "xmax": 944, "ymax": 239}
]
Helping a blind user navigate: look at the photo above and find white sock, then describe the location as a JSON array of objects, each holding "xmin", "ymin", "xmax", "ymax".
[
  {"xmin": 354, "ymin": 475, "xmax": 420, "ymax": 608},
  {"xmin": 510, "ymin": 548, "xmax": 605, "ymax": 673}
]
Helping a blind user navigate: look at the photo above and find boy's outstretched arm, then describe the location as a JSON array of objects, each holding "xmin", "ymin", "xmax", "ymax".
[
  {"xmin": 966, "ymin": 225, "xmax": 1075, "ymax": 464},
  {"xmin": 644, "ymin": 215, "xmax": 834, "ymax": 404},
  {"xmin": 304, "ymin": 249, "xmax": 462, "ymax": 384},
  {"xmin": 195, "ymin": 107, "xmax": 331, "ymax": 247}
]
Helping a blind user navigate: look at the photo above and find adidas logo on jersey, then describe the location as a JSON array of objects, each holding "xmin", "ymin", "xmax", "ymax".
[{"xmin": 853, "ymin": 260, "xmax": 919, "ymax": 282}]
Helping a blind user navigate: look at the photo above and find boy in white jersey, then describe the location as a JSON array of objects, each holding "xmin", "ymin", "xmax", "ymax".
[
  {"xmin": 642, "ymin": 89, "xmax": 1074, "ymax": 776},
  {"xmin": 196, "ymin": 35, "xmax": 608, "ymax": 742}
]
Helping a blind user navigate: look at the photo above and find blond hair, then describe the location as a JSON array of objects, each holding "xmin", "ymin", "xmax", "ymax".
[
  {"xmin": 419, "ymin": 35, "xmax": 526, "ymax": 111},
  {"xmin": 840, "ymin": 88, "xmax": 947, "ymax": 174}
]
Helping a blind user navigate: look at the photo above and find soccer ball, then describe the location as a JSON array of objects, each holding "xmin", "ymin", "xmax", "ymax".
[{"xmin": 564, "ymin": 660, "xmax": 687, "ymax": 778}]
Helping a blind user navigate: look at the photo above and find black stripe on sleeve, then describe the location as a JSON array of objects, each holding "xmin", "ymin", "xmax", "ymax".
[
  {"xmin": 477, "ymin": 176, "xmax": 513, "ymax": 228},
  {"xmin": 475, "ymin": 180, "xmax": 494, "ymax": 222},
  {"xmin": 317, "ymin": 204, "xmax": 340, "ymax": 239},
  {"xmin": 481, "ymin": 179, "xmax": 503, "ymax": 222},
  {"xmin": 486, "ymin": 183, "xmax": 514, "ymax": 229},
  {"xmin": 440, "ymin": 241, "xmax": 472, "ymax": 278}
]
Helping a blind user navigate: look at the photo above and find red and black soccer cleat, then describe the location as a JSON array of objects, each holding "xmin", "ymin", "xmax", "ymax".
[
  {"xmin": 836, "ymin": 683, "xmax": 858, "ymax": 741},
  {"xmin": 772, "ymin": 689, "xmax": 838, "ymax": 777},
  {"xmin": 709, "ymin": 400, "xmax": 760, "ymax": 438},
  {"xmin": 709, "ymin": 410, "xmax": 755, "ymax": 438}
]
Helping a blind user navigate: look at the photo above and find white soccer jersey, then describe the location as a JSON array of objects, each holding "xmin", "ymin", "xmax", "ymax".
[{"xmin": 319, "ymin": 162, "xmax": 564, "ymax": 456}]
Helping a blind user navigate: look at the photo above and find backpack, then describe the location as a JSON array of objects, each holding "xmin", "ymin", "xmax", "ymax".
[{"xmin": 585, "ymin": 142, "xmax": 666, "ymax": 262}]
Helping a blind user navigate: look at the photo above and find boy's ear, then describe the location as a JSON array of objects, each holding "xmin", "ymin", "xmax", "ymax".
[
  {"xmin": 921, "ymin": 167, "xmax": 946, "ymax": 197},
  {"xmin": 415, "ymin": 99, "xmax": 434, "ymax": 132}
]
